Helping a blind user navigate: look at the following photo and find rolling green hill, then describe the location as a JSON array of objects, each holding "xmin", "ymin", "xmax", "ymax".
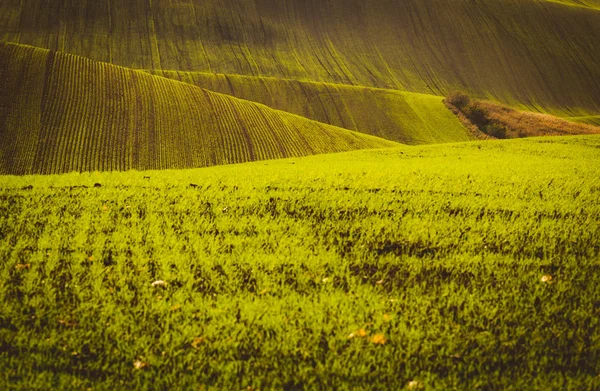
[
  {"xmin": 148, "ymin": 70, "xmax": 472, "ymax": 145},
  {"xmin": 1, "ymin": 0, "xmax": 599, "ymax": 115},
  {"xmin": 0, "ymin": 42, "xmax": 398, "ymax": 176},
  {"xmin": 1, "ymin": 1, "xmax": 599, "ymax": 388}
]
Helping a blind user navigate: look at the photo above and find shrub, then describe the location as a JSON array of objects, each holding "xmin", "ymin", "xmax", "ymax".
[
  {"xmin": 484, "ymin": 123, "xmax": 507, "ymax": 139},
  {"xmin": 464, "ymin": 102, "xmax": 489, "ymax": 128},
  {"xmin": 446, "ymin": 91, "xmax": 471, "ymax": 110}
]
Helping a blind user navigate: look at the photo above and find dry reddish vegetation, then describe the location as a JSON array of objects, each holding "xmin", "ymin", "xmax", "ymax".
[
  {"xmin": 443, "ymin": 100, "xmax": 492, "ymax": 140},
  {"xmin": 479, "ymin": 101, "xmax": 600, "ymax": 138},
  {"xmin": 445, "ymin": 92, "xmax": 600, "ymax": 139}
]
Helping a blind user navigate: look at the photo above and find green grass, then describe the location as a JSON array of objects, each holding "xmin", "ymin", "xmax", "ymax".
[
  {"xmin": 0, "ymin": 42, "xmax": 398, "ymax": 175},
  {"xmin": 1, "ymin": 135, "xmax": 599, "ymax": 390},
  {"xmin": 148, "ymin": 70, "xmax": 472, "ymax": 145},
  {"xmin": 1, "ymin": 2, "xmax": 599, "ymax": 389},
  {"xmin": 1, "ymin": 0, "xmax": 599, "ymax": 115}
]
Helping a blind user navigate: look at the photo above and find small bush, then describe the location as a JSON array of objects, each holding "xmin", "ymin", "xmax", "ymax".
[
  {"xmin": 484, "ymin": 123, "xmax": 507, "ymax": 139},
  {"xmin": 446, "ymin": 91, "xmax": 471, "ymax": 110},
  {"xmin": 464, "ymin": 102, "xmax": 489, "ymax": 127}
]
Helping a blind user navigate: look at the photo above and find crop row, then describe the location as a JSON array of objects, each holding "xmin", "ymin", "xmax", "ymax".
[
  {"xmin": 0, "ymin": 42, "xmax": 397, "ymax": 175},
  {"xmin": 148, "ymin": 70, "xmax": 473, "ymax": 145}
]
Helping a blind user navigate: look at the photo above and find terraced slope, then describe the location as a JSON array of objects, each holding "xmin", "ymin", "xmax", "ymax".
[
  {"xmin": 0, "ymin": 42, "xmax": 398, "ymax": 176},
  {"xmin": 149, "ymin": 71, "xmax": 471, "ymax": 145},
  {"xmin": 1, "ymin": 0, "xmax": 598, "ymax": 114}
]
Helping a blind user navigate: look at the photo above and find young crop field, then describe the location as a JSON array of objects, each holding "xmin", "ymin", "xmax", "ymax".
[
  {"xmin": 1, "ymin": 136, "xmax": 599, "ymax": 389},
  {"xmin": 566, "ymin": 115, "xmax": 600, "ymax": 127},
  {"xmin": 0, "ymin": 42, "xmax": 398, "ymax": 176},
  {"xmin": 1, "ymin": 0, "xmax": 599, "ymax": 115},
  {"xmin": 148, "ymin": 71, "xmax": 472, "ymax": 145},
  {"xmin": 1, "ymin": 0, "xmax": 600, "ymax": 389}
]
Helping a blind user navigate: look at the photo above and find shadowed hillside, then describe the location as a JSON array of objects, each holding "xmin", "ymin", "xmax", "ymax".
[
  {"xmin": 546, "ymin": 0, "xmax": 600, "ymax": 9},
  {"xmin": 565, "ymin": 115, "xmax": 600, "ymax": 126},
  {"xmin": 0, "ymin": 42, "xmax": 398, "ymax": 175},
  {"xmin": 148, "ymin": 70, "xmax": 472, "ymax": 145},
  {"xmin": 1, "ymin": 0, "xmax": 598, "ymax": 115}
]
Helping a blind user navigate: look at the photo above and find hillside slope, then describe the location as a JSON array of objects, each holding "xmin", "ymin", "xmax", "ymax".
[
  {"xmin": 149, "ymin": 71, "xmax": 472, "ymax": 145},
  {"xmin": 547, "ymin": 0, "xmax": 600, "ymax": 9},
  {"xmin": 1, "ymin": 0, "xmax": 598, "ymax": 114},
  {"xmin": 564, "ymin": 115, "xmax": 600, "ymax": 127},
  {"xmin": 0, "ymin": 42, "xmax": 398, "ymax": 175}
]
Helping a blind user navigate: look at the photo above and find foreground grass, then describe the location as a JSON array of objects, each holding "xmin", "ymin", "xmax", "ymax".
[{"xmin": 1, "ymin": 136, "xmax": 599, "ymax": 390}]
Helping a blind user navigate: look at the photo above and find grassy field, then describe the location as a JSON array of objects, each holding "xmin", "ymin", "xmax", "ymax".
[
  {"xmin": 1, "ymin": 135, "xmax": 599, "ymax": 389},
  {"xmin": 148, "ymin": 71, "xmax": 471, "ymax": 145},
  {"xmin": 1, "ymin": 0, "xmax": 599, "ymax": 115},
  {"xmin": 0, "ymin": 42, "xmax": 398, "ymax": 176},
  {"xmin": 1, "ymin": 0, "xmax": 599, "ymax": 389}
]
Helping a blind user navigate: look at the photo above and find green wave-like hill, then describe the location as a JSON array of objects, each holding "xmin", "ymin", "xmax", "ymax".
[
  {"xmin": 147, "ymin": 71, "xmax": 472, "ymax": 145},
  {"xmin": 1, "ymin": 0, "xmax": 598, "ymax": 116},
  {"xmin": 0, "ymin": 42, "xmax": 398, "ymax": 175}
]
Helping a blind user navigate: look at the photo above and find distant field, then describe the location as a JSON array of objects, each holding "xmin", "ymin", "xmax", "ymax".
[
  {"xmin": 149, "ymin": 71, "xmax": 471, "ymax": 145},
  {"xmin": 1, "ymin": 135, "xmax": 599, "ymax": 389},
  {"xmin": 1, "ymin": 0, "xmax": 599, "ymax": 114},
  {"xmin": 0, "ymin": 42, "xmax": 398, "ymax": 175}
]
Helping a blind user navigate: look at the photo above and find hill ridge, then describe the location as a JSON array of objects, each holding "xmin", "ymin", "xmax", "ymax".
[
  {"xmin": 144, "ymin": 69, "xmax": 473, "ymax": 145},
  {"xmin": 0, "ymin": 41, "xmax": 399, "ymax": 175}
]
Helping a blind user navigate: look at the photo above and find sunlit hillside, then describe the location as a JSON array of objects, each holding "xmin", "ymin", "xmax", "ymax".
[
  {"xmin": 565, "ymin": 115, "xmax": 600, "ymax": 127},
  {"xmin": 1, "ymin": 0, "xmax": 600, "ymax": 388},
  {"xmin": 548, "ymin": 0, "xmax": 600, "ymax": 9},
  {"xmin": 148, "ymin": 71, "xmax": 472, "ymax": 145},
  {"xmin": 0, "ymin": 42, "xmax": 398, "ymax": 175},
  {"xmin": 1, "ymin": 135, "xmax": 599, "ymax": 389}
]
